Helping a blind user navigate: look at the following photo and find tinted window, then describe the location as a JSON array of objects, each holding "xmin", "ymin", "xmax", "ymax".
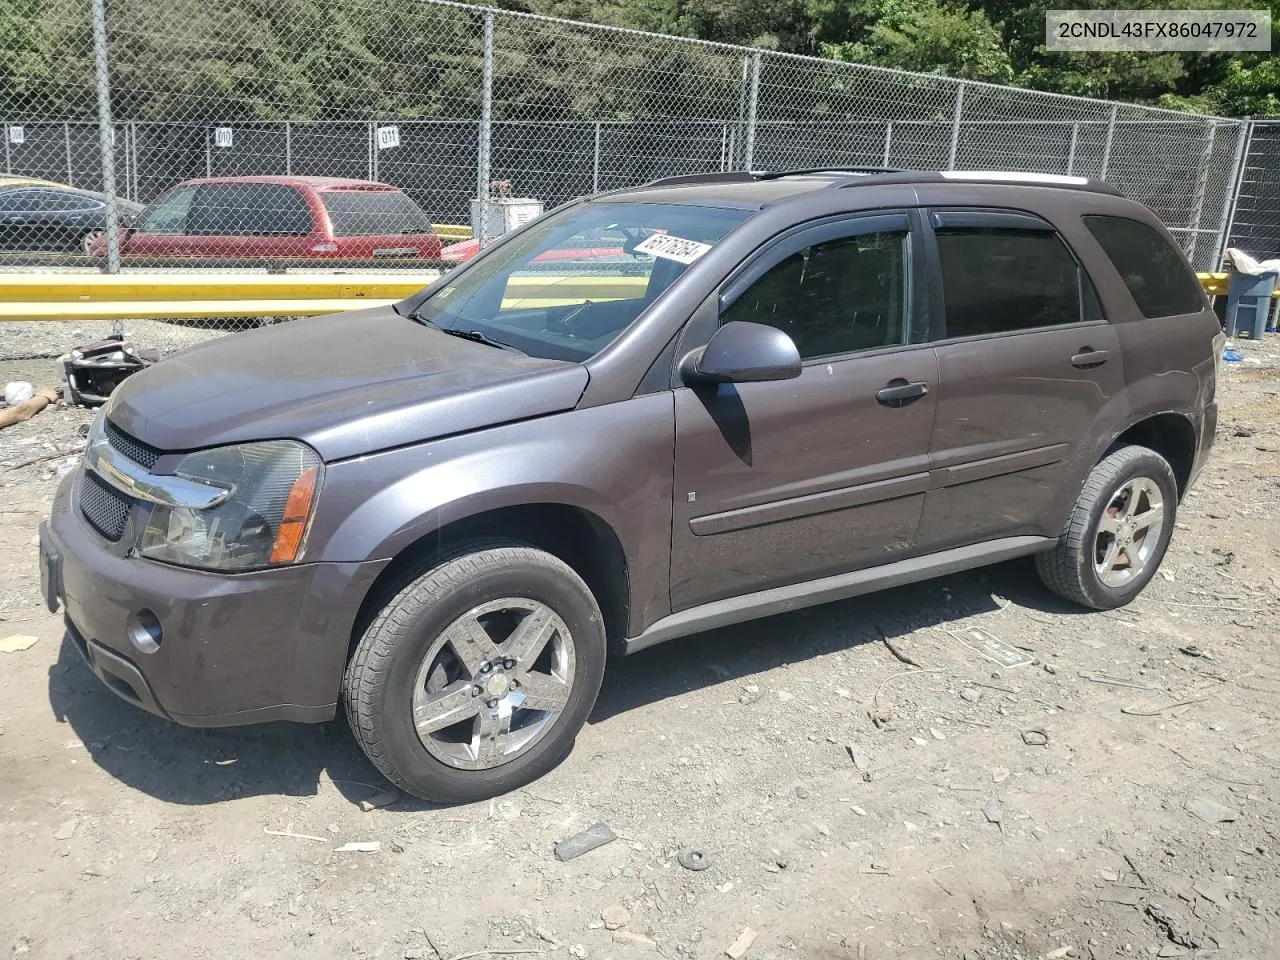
[
  {"xmin": 1083, "ymin": 215, "xmax": 1204, "ymax": 318},
  {"xmin": 188, "ymin": 183, "xmax": 312, "ymax": 236},
  {"xmin": 936, "ymin": 228, "xmax": 1081, "ymax": 337},
  {"xmin": 322, "ymin": 190, "xmax": 432, "ymax": 236},
  {"xmin": 31, "ymin": 190, "xmax": 102, "ymax": 212},
  {"xmin": 137, "ymin": 186, "xmax": 197, "ymax": 234},
  {"xmin": 722, "ymin": 229, "xmax": 909, "ymax": 359},
  {"xmin": 0, "ymin": 190, "xmax": 39, "ymax": 212}
]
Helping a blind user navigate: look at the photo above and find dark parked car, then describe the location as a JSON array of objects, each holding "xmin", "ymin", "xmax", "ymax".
[
  {"xmin": 0, "ymin": 177, "xmax": 144, "ymax": 253},
  {"xmin": 41, "ymin": 168, "xmax": 1222, "ymax": 802},
  {"xmin": 87, "ymin": 176, "xmax": 441, "ymax": 262}
]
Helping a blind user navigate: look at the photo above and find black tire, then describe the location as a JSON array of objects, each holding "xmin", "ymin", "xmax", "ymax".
[
  {"xmin": 1036, "ymin": 444, "xmax": 1178, "ymax": 610},
  {"xmin": 343, "ymin": 540, "xmax": 606, "ymax": 803}
]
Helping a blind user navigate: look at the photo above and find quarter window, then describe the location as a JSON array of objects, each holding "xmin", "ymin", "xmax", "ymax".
[
  {"xmin": 721, "ymin": 229, "xmax": 910, "ymax": 360},
  {"xmin": 1083, "ymin": 215, "xmax": 1205, "ymax": 318},
  {"xmin": 935, "ymin": 227, "xmax": 1083, "ymax": 338}
]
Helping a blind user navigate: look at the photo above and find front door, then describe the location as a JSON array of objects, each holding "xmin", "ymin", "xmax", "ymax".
[
  {"xmin": 917, "ymin": 209, "xmax": 1127, "ymax": 549},
  {"xmin": 670, "ymin": 212, "xmax": 939, "ymax": 611}
]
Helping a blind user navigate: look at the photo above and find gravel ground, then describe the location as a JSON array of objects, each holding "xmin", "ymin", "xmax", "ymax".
[{"xmin": 1, "ymin": 325, "xmax": 1279, "ymax": 960}]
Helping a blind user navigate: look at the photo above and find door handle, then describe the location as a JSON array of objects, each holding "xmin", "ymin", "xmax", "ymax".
[
  {"xmin": 1071, "ymin": 348, "xmax": 1109, "ymax": 368},
  {"xmin": 875, "ymin": 379, "xmax": 929, "ymax": 407}
]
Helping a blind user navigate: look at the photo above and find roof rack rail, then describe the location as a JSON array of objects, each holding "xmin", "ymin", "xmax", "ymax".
[
  {"xmin": 833, "ymin": 169, "xmax": 1122, "ymax": 196},
  {"xmin": 643, "ymin": 167, "xmax": 903, "ymax": 188}
]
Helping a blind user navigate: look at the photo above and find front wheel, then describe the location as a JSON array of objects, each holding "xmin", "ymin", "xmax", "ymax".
[
  {"xmin": 343, "ymin": 541, "xmax": 606, "ymax": 803},
  {"xmin": 1036, "ymin": 445, "xmax": 1178, "ymax": 610}
]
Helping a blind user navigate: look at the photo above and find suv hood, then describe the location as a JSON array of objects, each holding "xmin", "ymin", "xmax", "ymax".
[{"xmin": 107, "ymin": 306, "xmax": 588, "ymax": 461}]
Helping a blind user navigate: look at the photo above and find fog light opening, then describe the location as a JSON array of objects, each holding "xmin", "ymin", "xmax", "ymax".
[{"xmin": 127, "ymin": 609, "xmax": 162, "ymax": 654}]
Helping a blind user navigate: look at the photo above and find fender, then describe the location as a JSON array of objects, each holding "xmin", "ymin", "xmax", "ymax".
[{"xmin": 305, "ymin": 392, "xmax": 677, "ymax": 634}]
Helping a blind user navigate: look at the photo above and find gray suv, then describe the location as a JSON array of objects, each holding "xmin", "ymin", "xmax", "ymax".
[{"xmin": 39, "ymin": 169, "xmax": 1222, "ymax": 802}]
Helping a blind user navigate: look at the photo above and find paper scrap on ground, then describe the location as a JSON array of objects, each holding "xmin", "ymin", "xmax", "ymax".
[{"xmin": 0, "ymin": 635, "xmax": 39, "ymax": 653}]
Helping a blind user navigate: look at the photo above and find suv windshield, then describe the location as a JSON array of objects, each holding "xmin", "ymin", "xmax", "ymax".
[{"xmin": 413, "ymin": 201, "xmax": 749, "ymax": 362}]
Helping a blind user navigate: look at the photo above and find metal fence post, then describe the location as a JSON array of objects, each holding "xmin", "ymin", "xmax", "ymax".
[
  {"xmin": 3, "ymin": 127, "xmax": 9, "ymax": 175},
  {"xmin": 882, "ymin": 121, "xmax": 893, "ymax": 168},
  {"xmin": 285, "ymin": 121, "xmax": 292, "ymax": 176},
  {"xmin": 947, "ymin": 82, "xmax": 966, "ymax": 170},
  {"xmin": 592, "ymin": 121, "xmax": 601, "ymax": 193},
  {"xmin": 367, "ymin": 122, "xmax": 374, "ymax": 180},
  {"xmin": 476, "ymin": 10, "xmax": 494, "ymax": 245},
  {"xmin": 64, "ymin": 122, "xmax": 74, "ymax": 185},
  {"xmin": 1066, "ymin": 122, "xmax": 1079, "ymax": 175},
  {"xmin": 743, "ymin": 52, "xmax": 760, "ymax": 171},
  {"xmin": 1100, "ymin": 105, "xmax": 1118, "ymax": 180},
  {"xmin": 1216, "ymin": 120, "xmax": 1252, "ymax": 266},
  {"xmin": 91, "ymin": 0, "xmax": 120, "ymax": 273},
  {"xmin": 1184, "ymin": 121, "xmax": 1218, "ymax": 268}
]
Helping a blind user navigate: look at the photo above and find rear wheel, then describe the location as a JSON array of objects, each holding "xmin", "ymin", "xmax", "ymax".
[
  {"xmin": 343, "ymin": 541, "xmax": 606, "ymax": 803},
  {"xmin": 1036, "ymin": 445, "xmax": 1177, "ymax": 610}
]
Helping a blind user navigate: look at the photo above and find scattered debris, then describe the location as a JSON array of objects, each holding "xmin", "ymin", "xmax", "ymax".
[
  {"xmin": 1179, "ymin": 645, "xmax": 1205, "ymax": 658},
  {"xmin": 929, "ymin": 727, "xmax": 945, "ymax": 741},
  {"xmin": 612, "ymin": 931, "xmax": 655, "ymax": 948},
  {"xmin": 358, "ymin": 789, "xmax": 400, "ymax": 812},
  {"xmin": 53, "ymin": 819, "xmax": 79, "ymax": 841},
  {"xmin": 951, "ymin": 626, "xmax": 1035, "ymax": 668},
  {"xmin": 1185, "ymin": 797, "xmax": 1238, "ymax": 824},
  {"xmin": 724, "ymin": 927, "xmax": 757, "ymax": 959},
  {"xmin": 1079, "ymin": 671, "xmax": 1161, "ymax": 691},
  {"xmin": 991, "ymin": 767, "xmax": 1010, "ymax": 783},
  {"xmin": 0, "ymin": 635, "xmax": 39, "ymax": 653},
  {"xmin": 1043, "ymin": 948, "xmax": 1074, "ymax": 959},
  {"xmin": 1144, "ymin": 901, "xmax": 1200, "ymax": 949},
  {"xmin": 4, "ymin": 381, "xmax": 35, "ymax": 406},
  {"xmin": 1043, "ymin": 663, "xmax": 1058, "ymax": 675},
  {"xmin": 677, "ymin": 847, "xmax": 712, "ymax": 872},
  {"xmin": 0, "ymin": 387, "xmax": 58, "ymax": 431},
  {"xmin": 265, "ymin": 827, "xmax": 329, "ymax": 843},
  {"xmin": 1098, "ymin": 889, "xmax": 1144, "ymax": 907},
  {"xmin": 1098, "ymin": 867, "xmax": 1119, "ymax": 882},
  {"xmin": 911, "ymin": 736, "xmax": 929, "ymax": 747},
  {"xmin": 600, "ymin": 905, "xmax": 631, "ymax": 930},
  {"xmin": 1121, "ymin": 696, "xmax": 1210, "ymax": 717},
  {"xmin": 56, "ymin": 337, "xmax": 159, "ymax": 407},
  {"xmin": 1021, "ymin": 728, "xmax": 1050, "ymax": 746},
  {"xmin": 960, "ymin": 686, "xmax": 983, "ymax": 703},
  {"xmin": 878, "ymin": 627, "xmax": 924, "ymax": 668},
  {"xmin": 335, "ymin": 841, "xmax": 380, "ymax": 853},
  {"xmin": 982, "ymin": 796, "xmax": 1003, "ymax": 827},
  {"xmin": 553, "ymin": 822, "xmax": 616, "ymax": 861}
]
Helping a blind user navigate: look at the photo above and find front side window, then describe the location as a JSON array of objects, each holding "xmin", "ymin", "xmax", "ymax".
[
  {"xmin": 935, "ymin": 228, "xmax": 1082, "ymax": 338},
  {"xmin": 137, "ymin": 186, "xmax": 197, "ymax": 234},
  {"xmin": 721, "ymin": 228, "xmax": 910, "ymax": 360},
  {"xmin": 1083, "ymin": 215, "xmax": 1205, "ymax": 319},
  {"xmin": 413, "ymin": 201, "xmax": 749, "ymax": 362},
  {"xmin": 188, "ymin": 183, "xmax": 313, "ymax": 236}
]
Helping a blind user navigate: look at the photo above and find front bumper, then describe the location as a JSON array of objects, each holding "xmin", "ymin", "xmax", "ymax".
[{"xmin": 44, "ymin": 471, "xmax": 387, "ymax": 727}]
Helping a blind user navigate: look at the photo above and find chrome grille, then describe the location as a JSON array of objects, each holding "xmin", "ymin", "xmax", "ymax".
[
  {"xmin": 80, "ymin": 470, "xmax": 132, "ymax": 542},
  {"xmin": 105, "ymin": 419, "xmax": 161, "ymax": 470}
]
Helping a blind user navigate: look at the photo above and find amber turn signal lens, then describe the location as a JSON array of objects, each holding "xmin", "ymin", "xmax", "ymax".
[{"xmin": 269, "ymin": 465, "xmax": 319, "ymax": 563}]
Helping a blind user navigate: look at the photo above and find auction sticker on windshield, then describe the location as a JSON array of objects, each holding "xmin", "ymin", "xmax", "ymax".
[{"xmin": 634, "ymin": 233, "xmax": 713, "ymax": 264}]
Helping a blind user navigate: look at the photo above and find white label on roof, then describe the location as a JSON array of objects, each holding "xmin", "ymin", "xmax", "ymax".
[
  {"xmin": 214, "ymin": 127, "xmax": 234, "ymax": 148},
  {"xmin": 634, "ymin": 232, "xmax": 712, "ymax": 264},
  {"xmin": 940, "ymin": 171, "xmax": 1089, "ymax": 186},
  {"xmin": 7, "ymin": 126, "xmax": 23, "ymax": 145},
  {"xmin": 376, "ymin": 125, "xmax": 400, "ymax": 150}
]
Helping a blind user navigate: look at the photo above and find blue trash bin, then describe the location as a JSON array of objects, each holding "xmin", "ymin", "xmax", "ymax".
[{"xmin": 1225, "ymin": 270, "xmax": 1278, "ymax": 339}]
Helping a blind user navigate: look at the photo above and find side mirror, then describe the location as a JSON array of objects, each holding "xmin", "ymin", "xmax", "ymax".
[{"xmin": 680, "ymin": 320, "xmax": 802, "ymax": 385}]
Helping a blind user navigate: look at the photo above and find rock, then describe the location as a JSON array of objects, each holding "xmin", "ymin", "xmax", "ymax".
[
  {"xmin": 1098, "ymin": 867, "xmax": 1119, "ymax": 882},
  {"xmin": 53, "ymin": 819, "xmax": 79, "ymax": 841},
  {"xmin": 776, "ymin": 689, "xmax": 795, "ymax": 702},
  {"xmin": 725, "ymin": 927, "xmax": 757, "ymax": 959},
  {"xmin": 404, "ymin": 949, "xmax": 429, "ymax": 959},
  {"xmin": 851, "ymin": 805, "xmax": 867, "ymax": 816},
  {"xmin": 1192, "ymin": 875, "xmax": 1236, "ymax": 905},
  {"xmin": 601, "ymin": 905, "xmax": 631, "ymax": 930},
  {"xmin": 960, "ymin": 687, "xmax": 983, "ymax": 703},
  {"xmin": 845, "ymin": 743, "xmax": 872, "ymax": 775},
  {"xmin": 358, "ymin": 789, "xmax": 400, "ymax": 812},
  {"xmin": 554, "ymin": 822, "xmax": 617, "ymax": 861},
  {"xmin": 335, "ymin": 842, "xmax": 379, "ymax": 853},
  {"xmin": 991, "ymin": 767, "xmax": 1010, "ymax": 784},
  {"xmin": 929, "ymin": 727, "xmax": 945, "ymax": 741},
  {"xmin": 793, "ymin": 783, "xmax": 810, "ymax": 800},
  {"xmin": 1044, "ymin": 663, "xmax": 1058, "ymax": 675},
  {"xmin": 982, "ymin": 798, "xmax": 1003, "ymax": 824},
  {"xmin": 1185, "ymin": 797, "xmax": 1238, "ymax": 824},
  {"xmin": 613, "ymin": 931, "xmax": 655, "ymax": 947},
  {"xmin": 911, "ymin": 736, "xmax": 929, "ymax": 747},
  {"xmin": 568, "ymin": 946, "xmax": 587, "ymax": 959}
]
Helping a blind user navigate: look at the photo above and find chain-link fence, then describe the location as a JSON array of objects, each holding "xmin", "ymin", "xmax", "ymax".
[
  {"xmin": 1227, "ymin": 121, "xmax": 1280, "ymax": 263},
  {"xmin": 0, "ymin": 0, "xmax": 1256, "ymax": 280}
]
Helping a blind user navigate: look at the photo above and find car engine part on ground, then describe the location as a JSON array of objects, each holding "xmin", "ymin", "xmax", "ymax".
[{"xmin": 56, "ymin": 336, "xmax": 160, "ymax": 407}]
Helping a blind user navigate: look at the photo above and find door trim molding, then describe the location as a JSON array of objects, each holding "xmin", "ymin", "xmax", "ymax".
[{"xmin": 624, "ymin": 534, "xmax": 1054, "ymax": 654}]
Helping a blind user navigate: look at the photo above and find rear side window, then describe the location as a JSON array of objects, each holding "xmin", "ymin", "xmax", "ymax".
[
  {"xmin": 322, "ymin": 190, "xmax": 432, "ymax": 236},
  {"xmin": 1083, "ymin": 215, "xmax": 1205, "ymax": 318},
  {"xmin": 188, "ymin": 183, "xmax": 313, "ymax": 236},
  {"xmin": 935, "ymin": 228, "xmax": 1082, "ymax": 337}
]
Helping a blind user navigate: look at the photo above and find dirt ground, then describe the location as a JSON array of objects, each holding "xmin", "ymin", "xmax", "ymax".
[{"xmin": 1, "ymin": 324, "xmax": 1278, "ymax": 960}]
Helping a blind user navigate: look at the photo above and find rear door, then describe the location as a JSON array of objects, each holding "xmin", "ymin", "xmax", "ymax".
[
  {"xmin": 917, "ymin": 209, "xmax": 1126, "ymax": 549},
  {"xmin": 186, "ymin": 183, "xmax": 316, "ymax": 262},
  {"xmin": 670, "ymin": 212, "xmax": 939, "ymax": 610}
]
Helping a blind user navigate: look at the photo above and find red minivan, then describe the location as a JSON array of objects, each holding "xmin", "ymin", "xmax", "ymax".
[{"xmin": 89, "ymin": 176, "xmax": 441, "ymax": 263}]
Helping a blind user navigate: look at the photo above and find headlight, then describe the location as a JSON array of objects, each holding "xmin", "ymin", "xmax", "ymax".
[{"xmin": 139, "ymin": 440, "xmax": 322, "ymax": 571}]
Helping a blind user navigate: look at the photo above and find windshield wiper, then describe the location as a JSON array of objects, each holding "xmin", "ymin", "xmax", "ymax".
[{"xmin": 411, "ymin": 314, "xmax": 526, "ymax": 355}]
